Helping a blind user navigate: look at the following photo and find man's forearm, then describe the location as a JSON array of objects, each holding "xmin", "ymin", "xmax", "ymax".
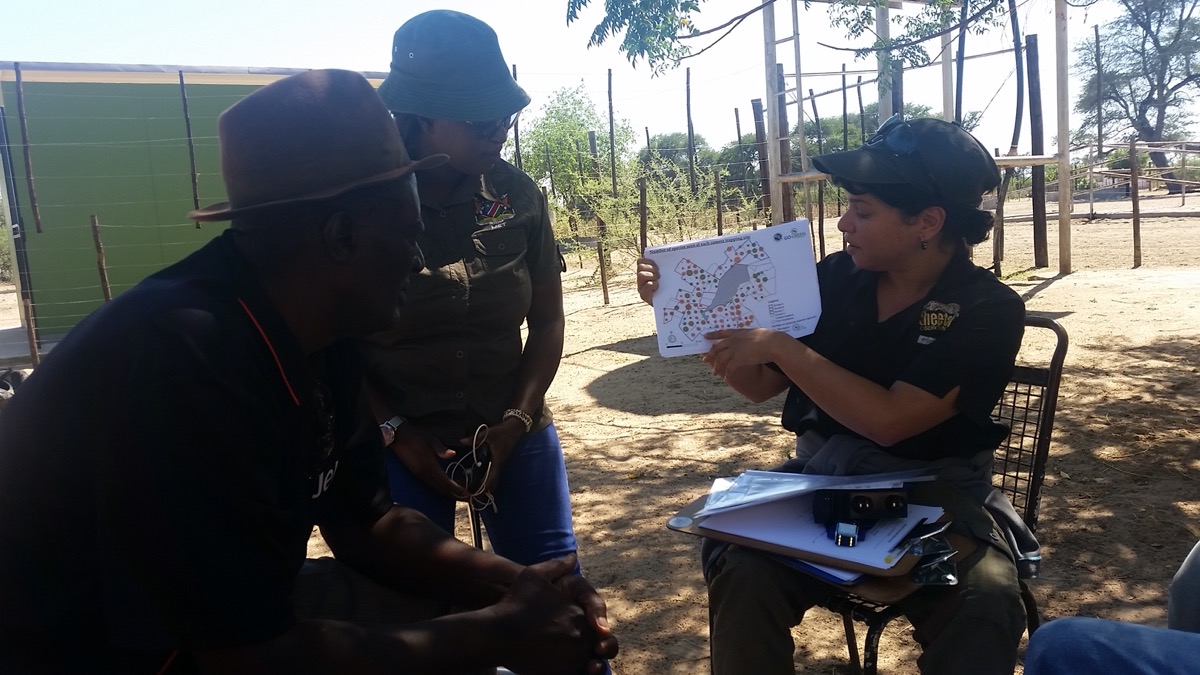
[{"xmin": 325, "ymin": 506, "xmax": 522, "ymax": 609}]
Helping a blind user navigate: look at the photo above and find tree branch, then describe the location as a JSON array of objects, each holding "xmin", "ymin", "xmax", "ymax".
[
  {"xmin": 676, "ymin": 0, "xmax": 776, "ymax": 40},
  {"xmin": 815, "ymin": 0, "xmax": 1002, "ymax": 55},
  {"xmin": 679, "ymin": 15, "xmax": 750, "ymax": 60}
]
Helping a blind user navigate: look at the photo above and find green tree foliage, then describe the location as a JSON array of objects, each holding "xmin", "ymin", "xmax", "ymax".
[
  {"xmin": 638, "ymin": 131, "xmax": 716, "ymax": 193},
  {"xmin": 716, "ymin": 133, "xmax": 763, "ymax": 205},
  {"xmin": 517, "ymin": 84, "xmax": 637, "ymax": 218},
  {"xmin": 1073, "ymin": 0, "xmax": 1200, "ymax": 191},
  {"xmin": 565, "ymin": 0, "xmax": 1007, "ymax": 76},
  {"xmin": 566, "ymin": 0, "xmax": 701, "ymax": 74}
]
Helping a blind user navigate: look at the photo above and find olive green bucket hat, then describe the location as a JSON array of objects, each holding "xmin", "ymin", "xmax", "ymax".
[{"xmin": 377, "ymin": 10, "xmax": 531, "ymax": 122}]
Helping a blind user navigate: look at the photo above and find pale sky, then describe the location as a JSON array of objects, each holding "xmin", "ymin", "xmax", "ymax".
[{"xmin": 3, "ymin": 0, "xmax": 1156, "ymax": 159}]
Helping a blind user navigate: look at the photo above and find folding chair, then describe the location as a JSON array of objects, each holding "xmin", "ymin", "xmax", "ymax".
[{"xmin": 815, "ymin": 315, "xmax": 1069, "ymax": 675}]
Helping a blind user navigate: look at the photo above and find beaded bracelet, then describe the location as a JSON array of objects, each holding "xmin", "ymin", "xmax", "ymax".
[{"xmin": 502, "ymin": 408, "xmax": 533, "ymax": 433}]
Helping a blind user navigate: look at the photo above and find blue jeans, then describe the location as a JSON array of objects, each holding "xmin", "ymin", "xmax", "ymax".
[
  {"xmin": 1025, "ymin": 617, "xmax": 1200, "ymax": 675},
  {"xmin": 385, "ymin": 422, "xmax": 580, "ymax": 567}
]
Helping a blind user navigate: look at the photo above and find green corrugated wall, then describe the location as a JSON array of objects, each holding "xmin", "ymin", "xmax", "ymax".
[{"xmin": 1, "ymin": 79, "xmax": 258, "ymax": 336}]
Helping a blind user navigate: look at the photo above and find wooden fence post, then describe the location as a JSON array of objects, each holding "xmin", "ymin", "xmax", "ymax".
[
  {"xmin": 1130, "ymin": 139, "xmax": 1142, "ymax": 268},
  {"xmin": 596, "ymin": 238, "xmax": 610, "ymax": 306},
  {"xmin": 808, "ymin": 89, "xmax": 826, "ymax": 258},
  {"xmin": 638, "ymin": 178, "xmax": 648, "ymax": 255},
  {"xmin": 90, "ymin": 215, "xmax": 112, "ymax": 302},
  {"xmin": 751, "ymin": 98, "xmax": 770, "ymax": 224},
  {"xmin": 686, "ymin": 67, "xmax": 697, "ymax": 196},
  {"xmin": 14, "ymin": 63, "xmax": 44, "ymax": 233},
  {"xmin": 715, "ymin": 172, "xmax": 724, "ymax": 236},
  {"xmin": 512, "ymin": 65, "xmax": 523, "ymax": 171},
  {"xmin": 22, "ymin": 298, "xmax": 39, "ymax": 367},
  {"xmin": 178, "ymin": 71, "xmax": 201, "ymax": 219}
]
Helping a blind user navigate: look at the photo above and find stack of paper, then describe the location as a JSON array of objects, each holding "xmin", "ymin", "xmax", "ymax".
[{"xmin": 693, "ymin": 470, "xmax": 943, "ymax": 578}]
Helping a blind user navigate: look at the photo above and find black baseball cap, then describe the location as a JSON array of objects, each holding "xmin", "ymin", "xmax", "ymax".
[{"xmin": 812, "ymin": 117, "xmax": 1000, "ymax": 208}]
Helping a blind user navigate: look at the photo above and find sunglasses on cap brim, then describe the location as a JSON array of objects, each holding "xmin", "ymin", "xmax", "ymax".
[{"xmin": 864, "ymin": 114, "xmax": 942, "ymax": 199}]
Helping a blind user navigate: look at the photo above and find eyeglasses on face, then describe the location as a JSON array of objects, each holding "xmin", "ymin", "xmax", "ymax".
[
  {"xmin": 865, "ymin": 114, "xmax": 941, "ymax": 198},
  {"xmin": 462, "ymin": 112, "xmax": 519, "ymax": 139}
]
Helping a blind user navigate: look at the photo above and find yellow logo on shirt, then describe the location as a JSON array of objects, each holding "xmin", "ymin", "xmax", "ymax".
[{"xmin": 919, "ymin": 301, "xmax": 961, "ymax": 331}]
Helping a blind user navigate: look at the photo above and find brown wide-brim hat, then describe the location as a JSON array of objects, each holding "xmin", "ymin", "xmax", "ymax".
[{"xmin": 190, "ymin": 68, "xmax": 447, "ymax": 222}]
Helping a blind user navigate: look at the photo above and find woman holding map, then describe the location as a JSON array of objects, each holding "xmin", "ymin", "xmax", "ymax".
[
  {"xmin": 359, "ymin": 10, "xmax": 584, "ymax": 573},
  {"xmin": 637, "ymin": 117, "xmax": 1029, "ymax": 675}
]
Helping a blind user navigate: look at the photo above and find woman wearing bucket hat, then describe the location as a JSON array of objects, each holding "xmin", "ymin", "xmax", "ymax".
[
  {"xmin": 361, "ymin": 10, "xmax": 583, "ymax": 576},
  {"xmin": 638, "ymin": 118, "xmax": 1029, "ymax": 674}
]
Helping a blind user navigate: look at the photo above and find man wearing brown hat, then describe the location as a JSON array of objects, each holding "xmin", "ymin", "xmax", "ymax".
[{"xmin": 0, "ymin": 69, "xmax": 616, "ymax": 674}]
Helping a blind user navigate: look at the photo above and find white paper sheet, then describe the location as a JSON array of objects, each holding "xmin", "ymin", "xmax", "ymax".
[{"xmin": 698, "ymin": 492, "xmax": 944, "ymax": 571}]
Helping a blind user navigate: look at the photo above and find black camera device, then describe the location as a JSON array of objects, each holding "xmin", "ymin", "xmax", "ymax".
[{"xmin": 812, "ymin": 488, "xmax": 909, "ymax": 525}]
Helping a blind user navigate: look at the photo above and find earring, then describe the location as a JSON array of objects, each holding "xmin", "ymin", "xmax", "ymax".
[{"xmin": 919, "ymin": 237, "xmax": 928, "ymax": 251}]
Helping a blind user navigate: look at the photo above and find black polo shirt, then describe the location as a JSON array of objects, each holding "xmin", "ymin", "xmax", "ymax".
[
  {"xmin": 780, "ymin": 251, "xmax": 1024, "ymax": 460},
  {"xmin": 0, "ymin": 231, "xmax": 391, "ymax": 672}
]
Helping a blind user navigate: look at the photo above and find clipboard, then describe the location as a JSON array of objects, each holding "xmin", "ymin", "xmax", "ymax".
[{"xmin": 667, "ymin": 492, "xmax": 934, "ymax": 578}]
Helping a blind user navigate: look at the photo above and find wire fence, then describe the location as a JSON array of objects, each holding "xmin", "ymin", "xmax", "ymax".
[{"xmin": 4, "ymin": 64, "xmax": 1200, "ymax": 366}]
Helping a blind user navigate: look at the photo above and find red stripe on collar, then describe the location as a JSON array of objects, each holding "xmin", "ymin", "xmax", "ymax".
[{"xmin": 237, "ymin": 297, "xmax": 301, "ymax": 407}]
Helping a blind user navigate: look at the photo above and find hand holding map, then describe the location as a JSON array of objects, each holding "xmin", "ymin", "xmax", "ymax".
[{"xmin": 643, "ymin": 220, "xmax": 823, "ymax": 357}]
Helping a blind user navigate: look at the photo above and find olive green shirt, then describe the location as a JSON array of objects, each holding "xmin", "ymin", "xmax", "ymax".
[{"xmin": 362, "ymin": 159, "xmax": 559, "ymax": 443}]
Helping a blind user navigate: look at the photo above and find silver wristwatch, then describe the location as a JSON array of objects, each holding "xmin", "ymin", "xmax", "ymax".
[{"xmin": 379, "ymin": 415, "xmax": 405, "ymax": 446}]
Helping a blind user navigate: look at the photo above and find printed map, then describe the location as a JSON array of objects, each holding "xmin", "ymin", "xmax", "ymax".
[
  {"xmin": 645, "ymin": 221, "xmax": 821, "ymax": 357},
  {"xmin": 661, "ymin": 238, "xmax": 775, "ymax": 341}
]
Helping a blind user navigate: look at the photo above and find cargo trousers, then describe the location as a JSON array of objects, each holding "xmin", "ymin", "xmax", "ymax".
[{"xmin": 704, "ymin": 480, "xmax": 1027, "ymax": 675}]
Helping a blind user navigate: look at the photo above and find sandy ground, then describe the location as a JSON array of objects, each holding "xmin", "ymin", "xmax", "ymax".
[
  {"xmin": 519, "ymin": 200, "xmax": 1200, "ymax": 674},
  {"xmin": 5, "ymin": 193, "xmax": 1197, "ymax": 673}
]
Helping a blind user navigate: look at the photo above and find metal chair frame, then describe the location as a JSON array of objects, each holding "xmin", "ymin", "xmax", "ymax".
[{"xmin": 817, "ymin": 315, "xmax": 1069, "ymax": 675}]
